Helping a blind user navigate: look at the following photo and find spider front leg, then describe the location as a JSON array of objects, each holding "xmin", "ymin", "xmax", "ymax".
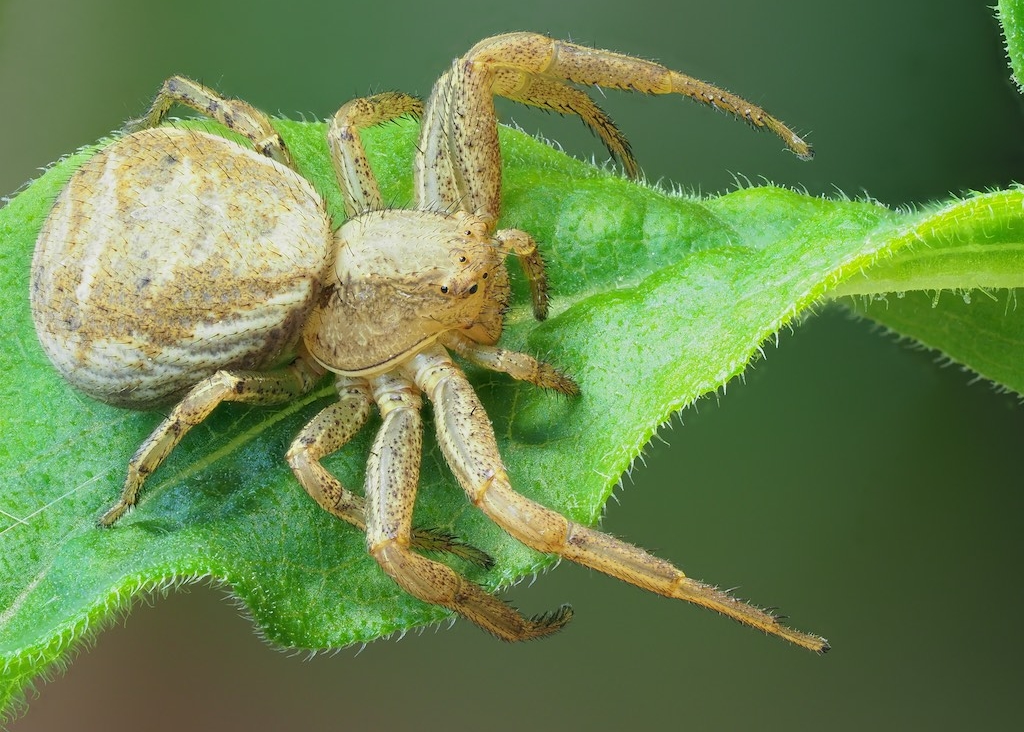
[
  {"xmin": 125, "ymin": 75, "xmax": 294, "ymax": 166},
  {"xmin": 466, "ymin": 32, "xmax": 813, "ymax": 161},
  {"xmin": 416, "ymin": 32, "xmax": 813, "ymax": 216},
  {"xmin": 363, "ymin": 372, "xmax": 571, "ymax": 640},
  {"xmin": 416, "ymin": 61, "xmax": 631, "ymax": 215},
  {"xmin": 415, "ymin": 62, "xmax": 501, "ymax": 215},
  {"xmin": 407, "ymin": 346, "xmax": 830, "ymax": 653}
]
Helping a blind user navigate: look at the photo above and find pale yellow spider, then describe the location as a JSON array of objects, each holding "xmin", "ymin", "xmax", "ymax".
[{"xmin": 30, "ymin": 33, "xmax": 826, "ymax": 650}]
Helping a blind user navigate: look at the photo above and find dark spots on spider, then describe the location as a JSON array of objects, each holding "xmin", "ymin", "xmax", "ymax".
[
  {"xmin": 317, "ymin": 283, "xmax": 343, "ymax": 310},
  {"xmin": 441, "ymin": 280, "xmax": 481, "ymax": 295},
  {"xmin": 136, "ymin": 276, "xmax": 152, "ymax": 292},
  {"xmin": 233, "ymin": 380, "xmax": 246, "ymax": 394},
  {"xmin": 260, "ymin": 136, "xmax": 284, "ymax": 158},
  {"xmin": 161, "ymin": 153, "xmax": 179, "ymax": 167}
]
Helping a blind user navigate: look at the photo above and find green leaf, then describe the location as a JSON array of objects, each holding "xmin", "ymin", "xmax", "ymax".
[
  {"xmin": 831, "ymin": 192, "xmax": 1024, "ymax": 393},
  {"xmin": 999, "ymin": 0, "xmax": 1024, "ymax": 91},
  {"xmin": 1, "ymin": 114, "xmax": 1021, "ymax": 717}
]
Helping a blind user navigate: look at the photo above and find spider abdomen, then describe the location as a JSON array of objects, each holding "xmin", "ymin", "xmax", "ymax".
[{"xmin": 30, "ymin": 127, "xmax": 332, "ymax": 408}]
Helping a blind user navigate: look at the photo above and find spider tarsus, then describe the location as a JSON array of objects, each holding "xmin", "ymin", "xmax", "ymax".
[
  {"xmin": 97, "ymin": 500, "xmax": 130, "ymax": 528},
  {"xmin": 543, "ymin": 368, "xmax": 579, "ymax": 397},
  {"xmin": 528, "ymin": 603, "xmax": 574, "ymax": 636},
  {"xmin": 530, "ymin": 290, "xmax": 550, "ymax": 321},
  {"xmin": 445, "ymin": 540, "xmax": 494, "ymax": 570},
  {"xmin": 495, "ymin": 603, "xmax": 573, "ymax": 642},
  {"xmin": 120, "ymin": 118, "xmax": 145, "ymax": 135},
  {"xmin": 410, "ymin": 526, "xmax": 494, "ymax": 569}
]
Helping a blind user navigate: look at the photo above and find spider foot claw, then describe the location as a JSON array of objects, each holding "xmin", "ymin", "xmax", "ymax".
[
  {"xmin": 98, "ymin": 500, "xmax": 131, "ymax": 527},
  {"xmin": 527, "ymin": 603, "xmax": 574, "ymax": 638}
]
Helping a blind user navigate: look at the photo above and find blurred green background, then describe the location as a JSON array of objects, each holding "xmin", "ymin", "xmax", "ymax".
[{"xmin": 2, "ymin": 0, "xmax": 1023, "ymax": 729}]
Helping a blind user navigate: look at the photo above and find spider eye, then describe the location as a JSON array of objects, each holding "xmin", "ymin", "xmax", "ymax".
[
  {"xmin": 459, "ymin": 256, "xmax": 467, "ymax": 263},
  {"xmin": 468, "ymin": 283, "xmax": 478, "ymax": 295},
  {"xmin": 440, "ymin": 285, "xmax": 449, "ymax": 294}
]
